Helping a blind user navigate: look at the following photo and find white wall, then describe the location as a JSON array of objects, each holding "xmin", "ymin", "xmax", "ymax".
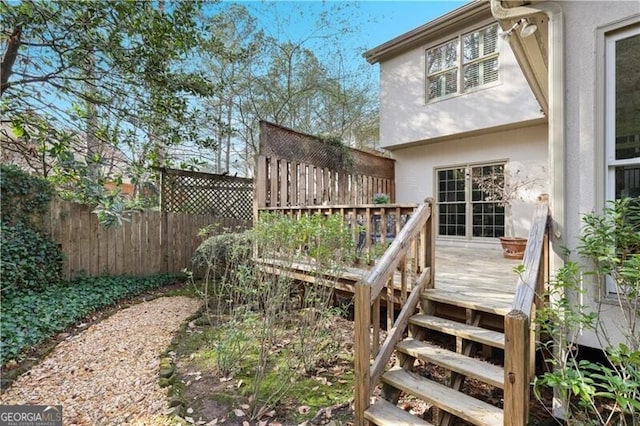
[
  {"xmin": 378, "ymin": 19, "xmax": 545, "ymax": 149},
  {"xmin": 560, "ymin": 1, "xmax": 639, "ymax": 348},
  {"xmin": 391, "ymin": 123, "xmax": 548, "ymax": 242}
]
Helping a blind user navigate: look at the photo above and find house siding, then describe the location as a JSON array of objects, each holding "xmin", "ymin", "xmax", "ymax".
[
  {"xmin": 561, "ymin": 1, "xmax": 639, "ymax": 348},
  {"xmin": 392, "ymin": 123, "xmax": 548, "ymax": 242},
  {"xmin": 378, "ymin": 18, "xmax": 545, "ymax": 149}
]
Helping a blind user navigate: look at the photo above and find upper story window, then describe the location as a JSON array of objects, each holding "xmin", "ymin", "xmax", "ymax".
[{"xmin": 426, "ymin": 23, "xmax": 499, "ymax": 101}]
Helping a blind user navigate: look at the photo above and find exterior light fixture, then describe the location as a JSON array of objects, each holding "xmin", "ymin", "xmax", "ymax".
[
  {"xmin": 499, "ymin": 18, "xmax": 538, "ymax": 42},
  {"xmin": 519, "ymin": 19, "xmax": 538, "ymax": 38}
]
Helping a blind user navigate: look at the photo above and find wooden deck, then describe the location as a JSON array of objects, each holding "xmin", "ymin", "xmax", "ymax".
[
  {"xmin": 433, "ymin": 244, "xmax": 520, "ymax": 310},
  {"xmin": 257, "ymin": 244, "xmax": 521, "ymax": 307}
]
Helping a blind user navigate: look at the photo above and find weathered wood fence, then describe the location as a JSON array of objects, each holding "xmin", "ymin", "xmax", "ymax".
[
  {"xmin": 255, "ymin": 121, "xmax": 395, "ymax": 210},
  {"xmin": 46, "ymin": 198, "xmax": 249, "ymax": 280}
]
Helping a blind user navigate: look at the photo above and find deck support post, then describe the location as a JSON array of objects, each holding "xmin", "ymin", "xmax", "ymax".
[
  {"xmin": 354, "ymin": 283, "xmax": 372, "ymax": 426},
  {"xmin": 504, "ymin": 309, "xmax": 530, "ymax": 426}
]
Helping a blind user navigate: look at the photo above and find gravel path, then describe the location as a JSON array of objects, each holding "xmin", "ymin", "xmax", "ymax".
[{"xmin": 0, "ymin": 296, "xmax": 202, "ymax": 425}]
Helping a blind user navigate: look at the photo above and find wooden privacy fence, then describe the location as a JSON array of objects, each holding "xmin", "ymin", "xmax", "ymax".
[
  {"xmin": 46, "ymin": 198, "xmax": 249, "ymax": 280},
  {"xmin": 256, "ymin": 121, "xmax": 395, "ymax": 209}
]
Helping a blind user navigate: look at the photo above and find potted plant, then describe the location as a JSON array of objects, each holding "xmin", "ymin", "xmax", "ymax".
[{"xmin": 473, "ymin": 163, "xmax": 545, "ymax": 259}]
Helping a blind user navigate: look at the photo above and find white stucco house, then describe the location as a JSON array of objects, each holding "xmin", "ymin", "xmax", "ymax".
[{"xmin": 364, "ymin": 0, "xmax": 639, "ymax": 349}]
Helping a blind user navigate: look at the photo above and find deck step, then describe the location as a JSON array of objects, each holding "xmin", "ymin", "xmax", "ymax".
[
  {"xmin": 364, "ymin": 398, "xmax": 434, "ymax": 426},
  {"xmin": 410, "ymin": 314, "xmax": 505, "ymax": 349},
  {"xmin": 382, "ymin": 367, "xmax": 503, "ymax": 426},
  {"xmin": 396, "ymin": 338, "xmax": 504, "ymax": 388},
  {"xmin": 422, "ymin": 288, "xmax": 512, "ymax": 316}
]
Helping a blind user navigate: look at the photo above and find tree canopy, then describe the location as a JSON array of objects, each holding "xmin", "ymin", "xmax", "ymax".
[{"xmin": 1, "ymin": 0, "xmax": 380, "ymax": 221}]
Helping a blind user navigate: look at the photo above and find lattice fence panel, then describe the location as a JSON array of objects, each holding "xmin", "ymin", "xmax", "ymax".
[{"xmin": 161, "ymin": 168, "xmax": 253, "ymax": 221}]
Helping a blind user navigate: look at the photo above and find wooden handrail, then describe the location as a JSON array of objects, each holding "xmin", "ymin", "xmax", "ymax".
[
  {"xmin": 353, "ymin": 199, "xmax": 435, "ymax": 426},
  {"xmin": 362, "ymin": 202, "xmax": 433, "ymax": 299},
  {"xmin": 504, "ymin": 194, "xmax": 550, "ymax": 426},
  {"xmin": 511, "ymin": 194, "xmax": 550, "ymax": 316}
]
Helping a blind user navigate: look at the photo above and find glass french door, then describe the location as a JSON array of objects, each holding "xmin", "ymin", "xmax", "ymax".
[{"xmin": 437, "ymin": 163, "xmax": 505, "ymax": 239}]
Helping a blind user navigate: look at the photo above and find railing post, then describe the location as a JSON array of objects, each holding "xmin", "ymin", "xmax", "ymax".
[
  {"xmin": 354, "ymin": 282, "xmax": 372, "ymax": 426},
  {"xmin": 504, "ymin": 310, "xmax": 530, "ymax": 426}
]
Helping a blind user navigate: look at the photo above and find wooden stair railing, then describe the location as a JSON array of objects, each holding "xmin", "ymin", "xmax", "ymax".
[
  {"xmin": 354, "ymin": 195, "xmax": 550, "ymax": 426},
  {"xmin": 354, "ymin": 199, "xmax": 436, "ymax": 426},
  {"xmin": 503, "ymin": 194, "xmax": 550, "ymax": 426}
]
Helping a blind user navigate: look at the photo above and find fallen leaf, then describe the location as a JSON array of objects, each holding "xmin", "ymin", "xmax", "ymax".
[
  {"xmin": 240, "ymin": 404, "xmax": 250, "ymax": 410},
  {"xmin": 187, "ymin": 407, "xmax": 194, "ymax": 414},
  {"xmin": 233, "ymin": 409, "xmax": 245, "ymax": 417},
  {"xmin": 185, "ymin": 417, "xmax": 195, "ymax": 424},
  {"xmin": 297, "ymin": 406, "xmax": 311, "ymax": 414}
]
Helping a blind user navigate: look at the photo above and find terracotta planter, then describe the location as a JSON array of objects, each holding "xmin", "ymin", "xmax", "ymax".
[{"xmin": 499, "ymin": 237, "xmax": 528, "ymax": 260}]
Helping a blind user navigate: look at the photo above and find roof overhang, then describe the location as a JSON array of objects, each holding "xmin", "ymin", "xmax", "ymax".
[
  {"xmin": 490, "ymin": 1, "xmax": 550, "ymax": 114},
  {"xmin": 363, "ymin": 1, "xmax": 492, "ymax": 64}
]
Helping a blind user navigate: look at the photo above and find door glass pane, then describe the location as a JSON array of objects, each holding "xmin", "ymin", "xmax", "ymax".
[
  {"xmin": 471, "ymin": 164, "xmax": 505, "ymax": 238},
  {"xmin": 615, "ymin": 165, "xmax": 640, "ymax": 198},
  {"xmin": 437, "ymin": 168, "xmax": 466, "ymax": 236},
  {"xmin": 615, "ymin": 33, "xmax": 640, "ymax": 161}
]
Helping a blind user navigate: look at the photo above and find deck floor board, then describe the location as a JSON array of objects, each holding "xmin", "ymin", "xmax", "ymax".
[{"xmin": 257, "ymin": 244, "xmax": 520, "ymax": 308}]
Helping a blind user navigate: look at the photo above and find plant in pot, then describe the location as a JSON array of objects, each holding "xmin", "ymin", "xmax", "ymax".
[{"xmin": 472, "ymin": 163, "xmax": 546, "ymax": 260}]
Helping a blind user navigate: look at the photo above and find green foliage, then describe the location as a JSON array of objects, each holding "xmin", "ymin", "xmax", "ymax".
[
  {"xmin": 0, "ymin": 274, "xmax": 180, "ymax": 364},
  {"xmin": 0, "ymin": 222, "xmax": 64, "ymax": 297},
  {"xmin": 372, "ymin": 192, "xmax": 390, "ymax": 204},
  {"xmin": 193, "ymin": 231, "xmax": 253, "ymax": 283},
  {"xmin": 534, "ymin": 198, "xmax": 640, "ymax": 424},
  {"xmin": 190, "ymin": 212, "xmax": 354, "ymax": 416},
  {"xmin": 0, "ymin": 164, "xmax": 53, "ymax": 229}
]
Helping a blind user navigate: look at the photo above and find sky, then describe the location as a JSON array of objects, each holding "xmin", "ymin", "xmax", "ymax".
[{"xmin": 218, "ymin": 1, "xmax": 468, "ymax": 84}]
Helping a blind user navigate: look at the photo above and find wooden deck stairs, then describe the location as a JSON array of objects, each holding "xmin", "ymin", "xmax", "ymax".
[
  {"xmin": 355, "ymin": 195, "xmax": 550, "ymax": 426},
  {"xmin": 364, "ymin": 288, "xmax": 511, "ymax": 425}
]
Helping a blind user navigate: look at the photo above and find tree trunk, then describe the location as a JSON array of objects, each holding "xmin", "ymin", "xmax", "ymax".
[{"xmin": 1, "ymin": 26, "xmax": 22, "ymax": 96}]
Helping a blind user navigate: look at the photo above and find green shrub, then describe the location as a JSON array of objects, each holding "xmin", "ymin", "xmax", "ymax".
[
  {"xmin": 534, "ymin": 198, "xmax": 640, "ymax": 424},
  {"xmin": 0, "ymin": 164, "xmax": 53, "ymax": 229},
  {"xmin": 0, "ymin": 222, "xmax": 64, "ymax": 296},
  {"xmin": 0, "ymin": 274, "xmax": 181, "ymax": 364},
  {"xmin": 192, "ymin": 231, "xmax": 253, "ymax": 282}
]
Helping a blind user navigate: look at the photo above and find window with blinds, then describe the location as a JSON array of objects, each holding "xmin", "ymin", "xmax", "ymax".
[{"xmin": 426, "ymin": 23, "xmax": 500, "ymax": 101}]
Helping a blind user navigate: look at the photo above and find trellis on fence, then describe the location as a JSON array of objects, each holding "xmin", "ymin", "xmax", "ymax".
[
  {"xmin": 159, "ymin": 167, "xmax": 254, "ymax": 222},
  {"xmin": 255, "ymin": 121, "xmax": 395, "ymax": 210}
]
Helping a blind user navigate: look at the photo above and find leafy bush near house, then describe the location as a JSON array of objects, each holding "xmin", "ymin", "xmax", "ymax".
[
  {"xmin": 0, "ymin": 274, "xmax": 181, "ymax": 364},
  {"xmin": 534, "ymin": 197, "xmax": 640, "ymax": 425},
  {"xmin": 0, "ymin": 222, "xmax": 64, "ymax": 296},
  {"xmin": 0, "ymin": 164, "xmax": 53, "ymax": 229}
]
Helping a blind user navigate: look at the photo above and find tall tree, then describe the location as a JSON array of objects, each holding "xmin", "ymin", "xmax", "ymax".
[{"xmin": 0, "ymin": 0, "xmax": 216, "ymax": 193}]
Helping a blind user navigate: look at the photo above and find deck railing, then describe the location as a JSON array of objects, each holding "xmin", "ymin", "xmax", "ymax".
[
  {"xmin": 258, "ymin": 203, "xmax": 419, "ymax": 266},
  {"xmin": 503, "ymin": 194, "xmax": 550, "ymax": 426},
  {"xmin": 353, "ymin": 199, "xmax": 436, "ymax": 426}
]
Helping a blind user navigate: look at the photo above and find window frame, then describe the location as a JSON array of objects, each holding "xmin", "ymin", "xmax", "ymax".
[
  {"xmin": 425, "ymin": 22, "xmax": 501, "ymax": 103},
  {"xmin": 603, "ymin": 23, "xmax": 640, "ymax": 296},
  {"xmin": 436, "ymin": 161, "xmax": 506, "ymax": 241}
]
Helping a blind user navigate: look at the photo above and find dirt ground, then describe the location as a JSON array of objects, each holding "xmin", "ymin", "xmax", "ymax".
[
  {"xmin": 1, "ymin": 283, "xmax": 558, "ymax": 426},
  {"xmin": 170, "ymin": 311, "xmax": 557, "ymax": 426}
]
